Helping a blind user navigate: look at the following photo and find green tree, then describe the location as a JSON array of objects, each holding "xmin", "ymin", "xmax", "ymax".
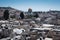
[
  {"xmin": 3, "ymin": 10, "xmax": 9, "ymax": 20},
  {"xmin": 34, "ymin": 13, "xmax": 39, "ymax": 18},
  {"xmin": 20, "ymin": 12, "xmax": 24, "ymax": 19}
]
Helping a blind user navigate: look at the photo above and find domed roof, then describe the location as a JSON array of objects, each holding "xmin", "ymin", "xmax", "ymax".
[
  {"xmin": 28, "ymin": 8, "xmax": 32, "ymax": 10},
  {"xmin": 28, "ymin": 8, "xmax": 32, "ymax": 13}
]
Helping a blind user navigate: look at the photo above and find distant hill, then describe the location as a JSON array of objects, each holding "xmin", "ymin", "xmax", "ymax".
[
  {"xmin": 0, "ymin": 7, "xmax": 22, "ymax": 12},
  {"xmin": 0, "ymin": 7, "xmax": 15, "ymax": 10},
  {"xmin": 0, "ymin": 7, "xmax": 22, "ymax": 19}
]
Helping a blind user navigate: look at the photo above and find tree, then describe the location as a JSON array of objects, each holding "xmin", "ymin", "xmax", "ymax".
[
  {"xmin": 34, "ymin": 13, "xmax": 39, "ymax": 18},
  {"xmin": 3, "ymin": 10, "xmax": 9, "ymax": 20},
  {"xmin": 20, "ymin": 12, "xmax": 24, "ymax": 19}
]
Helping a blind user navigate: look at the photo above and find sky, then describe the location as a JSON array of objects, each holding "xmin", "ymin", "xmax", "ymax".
[{"xmin": 0, "ymin": 0, "xmax": 60, "ymax": 11}]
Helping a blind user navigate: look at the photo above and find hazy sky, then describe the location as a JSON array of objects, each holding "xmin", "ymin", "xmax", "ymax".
[{"xmin": 0, "ymin": 0, "xmax": 60, "ymax": 11}]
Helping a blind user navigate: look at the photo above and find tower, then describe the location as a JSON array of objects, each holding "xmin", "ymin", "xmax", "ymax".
[
  {"xmin": 28, "ymin": 8, "xmax": 32, "ymax": 15},
  {"xmin": 28, "ymin": 8, "xmax": 32, "ymax": 13}
]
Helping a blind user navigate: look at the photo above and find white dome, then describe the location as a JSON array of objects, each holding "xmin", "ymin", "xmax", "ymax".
[
  {"xmin": 35, "ymin": 18, "xmax": 41, "ymax": 21},
  {"xmin": 30, "ymin": 21, "xmax": 35, "ymax": 24},
  {"xmin": 13, "ymin": 28, "xmax": 22, "ymax": 34}
]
